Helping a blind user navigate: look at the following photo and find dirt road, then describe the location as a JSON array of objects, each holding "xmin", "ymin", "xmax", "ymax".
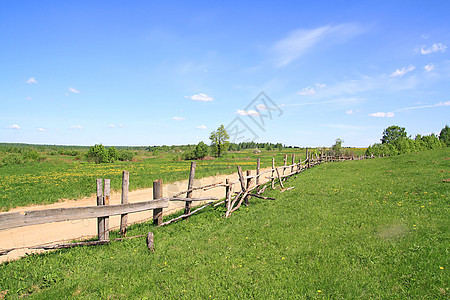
[{"xmin": 0, "ymin": 168, "xmax": 271, "ymax": 263}]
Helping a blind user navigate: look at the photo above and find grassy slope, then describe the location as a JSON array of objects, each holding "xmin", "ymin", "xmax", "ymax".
[{"xmin": 0, "ymin": 148, "xmax": 448, "ymax": 298}]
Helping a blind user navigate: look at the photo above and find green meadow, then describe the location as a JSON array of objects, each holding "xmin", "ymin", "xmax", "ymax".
[
  {"xmin": 0, "ymin": 145, "xmax": 366, "ymax": 211},
  {"xmin": 0, "ymin": 148, "xmax": 448, "ymax": 298}
]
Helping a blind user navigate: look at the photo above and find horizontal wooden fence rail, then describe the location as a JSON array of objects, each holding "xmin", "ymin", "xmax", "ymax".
[{"xmin": 0, "ymin": 196, "xmax": 217, "ymax": 231}]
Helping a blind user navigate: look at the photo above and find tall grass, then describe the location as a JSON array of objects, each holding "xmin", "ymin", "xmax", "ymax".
[{"xmin": 0, "ymin": 148, "xmax": 448, "ymax": 298}]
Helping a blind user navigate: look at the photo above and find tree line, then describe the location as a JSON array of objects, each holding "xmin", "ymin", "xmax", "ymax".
[{"xmin": 365, "ymin": 125, "xmax": 449, "ymax": 157}]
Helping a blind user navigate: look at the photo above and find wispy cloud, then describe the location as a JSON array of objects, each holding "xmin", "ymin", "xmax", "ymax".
[
  {"xmin": 107, "ymin": 124, "xmax": 116, "ymax": 128},
  {"xmin": 68, "ymin": 87, "xmax": 81, "ymax": 94},
  {"xmin": 390, "ymin": 65, "xmax": 415, "ymax": 77},
  {"xmin": 322, "ymin": 124, "xmax": 369, "ymax": 130},
  {"xmin": 420, "ymin": 43, "xmax": 447, "ymax": 55},
  {"xmin": 172, "ymin": 116, "xmax": 186, "ymax": 121},
  {"xmin": 368, "ymin": 112, "xmax": 394, "ymax": 118},
  {"xmin": 282, "ymin": 97, "xmax": 362, "ymax": 107},
  {"xmin": 345, "ymin": 109, "xmax": 355, "ymax": 115},
  {"xmin": 189, "ymin": 93, "xmax": 213, "ymax": 102},
  {"xmin": 26, "ymin": 96, "xmax": 32, "ymax": 101},
  {"xmin": 6, "ymin": 124, "xmax": 21, "ymax": 130},
  {"xmin": 397, "ymin": 100, "xmax": 450, "ymax": 111},
  {"xmin": 37, "ymin": 128, "xmax": 48, "ymax": 132},
  {"xmin": 26, "ymin": 77, "xmax": 37, "ymax": 84},
  {"xmin": 273, "ymin": 23, "xmax": 362, "ymax": 67},
  {"xmin": 424, "ymin": 63, "xmax": 435, "ymax": 72},
  {"xmin": 69, "ymin": 125, "xmax": 83, "ymax": 129},
  {"xmin": 297, "ymin": 83, "xmax": 327, "ymax": 95},
  {"xmin": 236, "ymin": 109, "xmax": 260, "ymax": 116},
  {"xmin": 196, "ymin": 125, "xmax": 207, "ymax": 130}
]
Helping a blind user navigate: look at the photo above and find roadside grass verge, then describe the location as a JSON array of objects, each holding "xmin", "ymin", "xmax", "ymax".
[{"xmin": 0, "ymin": 148, "xmax": 448, "ymax": 298}]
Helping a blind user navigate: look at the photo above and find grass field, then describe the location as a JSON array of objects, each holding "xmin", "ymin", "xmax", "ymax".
[
  {"xmin": 0, "ymin": 148, "xmax": 448, "ymax": 298},
  {"xmin": 0, "ymin": 147, "xmax": 366, "ymax": 211}
]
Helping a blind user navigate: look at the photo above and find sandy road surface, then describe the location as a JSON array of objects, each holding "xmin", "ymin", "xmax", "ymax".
[{"xmin": 1, "ymin": 168, "xmax": 272, "ymax": 263}]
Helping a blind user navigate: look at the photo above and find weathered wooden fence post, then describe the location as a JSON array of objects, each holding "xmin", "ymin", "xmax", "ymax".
[
  {"xmin": 256, "ymin": 158, "xmax": 260, "ymax": 187},
  {"xmin": 119, "ymin": 170, "xmax": 129, "ymax": 236},
  {"xmin": 283, "ymin": 154, "xmax": 287, "ymax": 176},
  {"xmin": 291, "ymin": 154, "xmax": 295, "ymax": 174},
  {"xmin": 153, "ymin": 179, "xmax": 163, "ymax": 226},
  {"xmin": 225, "ymin": 179, "xmax": 230, "ymax": 208},
  {"xmin": 97, "ymin": 179, "xmax": 105, "ymax": 241},
  {"xmin": 245, "ymin": 170, "xmax": 251, "ymax": 206},
  {"xmin": 271, "ymin": 158, "xmax": 275, "ymax": 189},
  {"xmin": 104, "ymin": 179, "xmax": 110, "ymax": 241},
  {"xmin": 185, "ymin": 161, "xmax": 196, "ymax": 216}
]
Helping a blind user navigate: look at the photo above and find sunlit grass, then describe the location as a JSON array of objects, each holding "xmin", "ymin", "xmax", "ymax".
[{"xmin": 0, "ymin": 148, "xmax": 448, "ymax": 298}]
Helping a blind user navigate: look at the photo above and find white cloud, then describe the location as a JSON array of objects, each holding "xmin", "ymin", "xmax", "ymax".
[
  {"xmin": 236, "ymin": 109, "xmax": 260, "ymax": 116},
  {"xmin": 420, "ymin": 43, "xmax": 447, "ymax": 55},
  {"xmin": 69, "ymin": 125, "xmax": 83, "ymax": 129},
  {"xmin": 273, "ymin": 23, "xmax": 362, "ymax": 67},
  {"xmin": 172, "ymin": 116, "xmax": 186, "ymax": 121},
  {"xmin": 345, "ymin": 109, "xmax": 354, "ymax": 115},
  {"xmin": 68, "ymin": 87, "xmax": 81, "ymax": 94},
  {"xmin": 189, "ymin": 93, "xmax": 213, "ymax": 102},
  {"xmin": 196, "ymin": 125, "xmax": 207, "ymax": 130},
  {"xmin": 107, "ymin": 124, "xmax": 116, "ymax": 128},
  {"xmin": 298, "ymin": 86, "xmax": 317, "ymax": 96},
  {"xmin": 26, "ymin": 96, "xmax": 32, "ymax": 101},
  {"xmin": 6, "ymin": 124, "xmax": 21, "ymax": 130},
  {"xmin": 297, "ymin": 83, "xmax": 327, "ymax": 96},
  {"xmin": 424, "ymin": 63, "xmax": 435, "ymax": 72},
  {"xmin": 390, "ymin": 65, "xmax": 415, "ymax": 77},
  {"xmin": 256, "ymin": 104, "xmax": 267, "ymax": 110},
  {"xmin": 368, "ymin": 112, "xmax": 394, "ymax": 118},
  {"xmin": 37, "ymin": 128, "xmax": 48, "ymax": 132},
  {"xmin": 26, "ymin": 77, "xmax": 37, "ymax": 84},
  {"xmin": 398, "ymin": 100, "xmax": 450, "ymax": 111}
]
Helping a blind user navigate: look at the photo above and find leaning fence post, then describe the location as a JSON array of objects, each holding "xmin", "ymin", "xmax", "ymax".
[
  {"xmin": 97, "ymin": 179, "xmax": 105, "ymax": 241},
  {"xmin": 119, "ymin": 171, "xmax": 129, "ymax": 236},
  {"xmin": 245, "ymin": 170, "xmax": 251, "ymax": 206},
  {"xmin": 185, "ymin": 161, "xmax": 196, "ymax": 216},
  {"xmin": 153, "ymin": 179, "xmax": 163, "ymax": 226}
]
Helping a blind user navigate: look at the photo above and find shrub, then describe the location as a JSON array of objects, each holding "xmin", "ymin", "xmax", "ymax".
[
  {"xmin": 86, "ymin": 144, "xmax": 109, "ymax": 164},
  {"xmin": 194, "ymin": 142, "xmax": 209, "ymax": 159},
  {"xmin": 119, "ymin": 151, "xmax": 134, "ymax": 161}
]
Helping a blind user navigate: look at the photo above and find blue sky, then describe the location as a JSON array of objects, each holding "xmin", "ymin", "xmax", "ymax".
[{"xmin": 1, "ymin": 1, "xmax": 449, "ymax": 147}]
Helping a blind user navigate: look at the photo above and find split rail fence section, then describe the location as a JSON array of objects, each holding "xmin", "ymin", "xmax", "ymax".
[{"xmin": 0, "ymin": 151, "xmax": 370, "ymax": 255}]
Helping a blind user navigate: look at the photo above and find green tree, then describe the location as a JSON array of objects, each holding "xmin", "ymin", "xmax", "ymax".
[
  {"xmin": 209, "ymin": 125, "xmax": 229, "ymax": 158},
  {"xmin": 107, "ymin": 146, "xmax": 119, "ymax": 162},
  {"xmin": 439, "ymin": 125, "xmax": 450, "ymax": 146},
  {"xmin": 194, "ymin": 141, "xmax": 209, "ymax": 159},
  {"xmin": 381, "ymin": 125, "xmax": 407, "ymax": 145},
  {"xmin": 87, "ymin": 144, "xmax": 109, "ymax": 164},
  {"xmin": 331, "ymin": 138, "xmax": 344, "ymax": 156}
]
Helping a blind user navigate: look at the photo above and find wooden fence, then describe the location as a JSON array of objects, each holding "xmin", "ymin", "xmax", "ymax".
[{"xmin": 0, "ymin": 151, "xmax": 370, "ymax": 255}]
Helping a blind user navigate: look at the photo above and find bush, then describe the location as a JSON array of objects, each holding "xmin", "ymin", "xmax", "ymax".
[
  {"xmin": 194, "ymin": 142, "xmax": 209, "ymax": 159},
  {"xmin": 119, "ymin": 151, "xmax": 134, "ymax": 161},
  {"xmin": 86, "ymin": 144, "xmax": 109, "ymax": 164},
  {"xmin": 108, "ymin": 146, "xmax": 119, "ymax": 162},
  {"xmin": 1, "ymin": 153, "xmax": 24, "ymax": 166}
]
